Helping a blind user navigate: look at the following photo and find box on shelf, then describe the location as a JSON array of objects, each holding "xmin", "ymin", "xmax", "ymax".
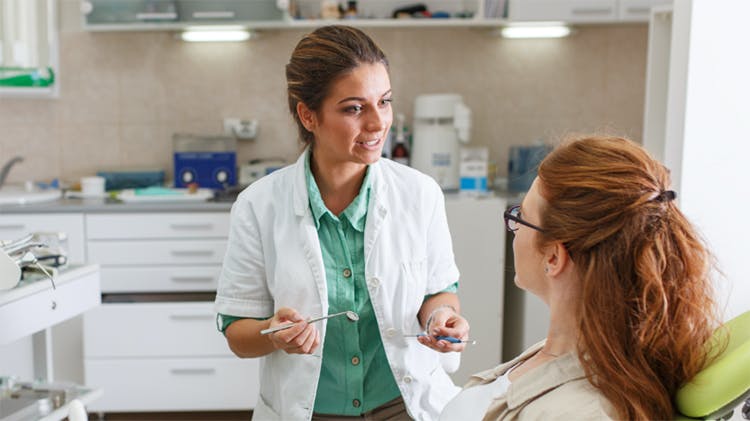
[{"xmin": 173, "ymin": 134, "xmax": 236, "ymax": 189}]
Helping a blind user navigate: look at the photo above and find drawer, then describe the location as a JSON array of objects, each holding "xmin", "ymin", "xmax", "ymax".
[
  {"xmin": 0, "ymin": 266, "xmax": 100, "ymax": 344},
  {"xmin": 87, "ymin": 239, "xmax": 226, "ymax": 265},
  {"xmin": 84, "ymin": 302, "xmax": 231, "ymax": 357},
  {"xmin": 86, "ymin": 213, "xmax": 229, "ymax": 240},
  {"xmin": 0, "ymin": 213, "xmax": 86, "ymax": 264},
  {"xmin": 100, "ymin": 266, "xmax": 220, "ymax": 293},
  {"xmin": 84, "ymin": 357, "xmax": 258, "ymax": 412},
  {"xmin": 508, "ymin": 0, "xmax": 617, "ymax": 22}
]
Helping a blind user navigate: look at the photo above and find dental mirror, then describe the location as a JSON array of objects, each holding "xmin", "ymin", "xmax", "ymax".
[{"xmin": 261, "ymin": 310, "xmax": 359, "ymax": 335}]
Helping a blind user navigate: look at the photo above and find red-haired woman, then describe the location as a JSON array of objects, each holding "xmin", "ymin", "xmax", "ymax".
[{"xmin": 441, "ymin": 135, "xmax": 720, "ymax": 420}]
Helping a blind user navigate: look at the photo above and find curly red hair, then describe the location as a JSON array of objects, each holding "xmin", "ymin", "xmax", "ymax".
[{"xmin": 537, "ymin": 135, "xmax": 720, "ymax": 420}]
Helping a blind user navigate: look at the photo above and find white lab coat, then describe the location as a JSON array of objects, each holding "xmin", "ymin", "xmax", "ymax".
[{"xmin": 215, "ymin": 148, "xmax": 461, "ymax": 420}]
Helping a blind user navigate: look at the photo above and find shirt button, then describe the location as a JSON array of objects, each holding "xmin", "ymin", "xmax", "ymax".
[
  {"xmin": 368, "ymin": 277, "xmax": 380, "ymax": 288},
  {"xmin": 403, "ymin": 375, "xmax": 413, "ymax": 384},
  {"xmin": 385, "ymin": 328, "xmax": 397, "ymax": 338},
  {"xmin": 343, "ymin": 268, "xmax": 352, "ymax": 278},
  {"xmin": 352, "ymin": 399, "xmax": 361, "ymax": 408}
]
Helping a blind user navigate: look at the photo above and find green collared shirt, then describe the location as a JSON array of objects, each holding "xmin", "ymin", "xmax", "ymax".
[{"xmin": 305, "ymin": 155, "xmax": 402, "ymax": 414}]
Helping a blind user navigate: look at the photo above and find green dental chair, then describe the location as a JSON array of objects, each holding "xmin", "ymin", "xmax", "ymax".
[{"xmin": 676, "ymin": 310, "xmax": 750, "ymax": 420}]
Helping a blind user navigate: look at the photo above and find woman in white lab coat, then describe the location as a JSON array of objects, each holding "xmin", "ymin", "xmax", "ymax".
[
  {"xmin": 440, "ymin": 136, "xmax": 721, "ymax": 420},
  {"xmin": 214, "ymin": 25, "xmax": 470, "ymax": 421}
]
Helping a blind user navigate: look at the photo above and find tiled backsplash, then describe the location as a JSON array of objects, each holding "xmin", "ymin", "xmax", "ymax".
[{"xmin": 0, "ymin": 0, "xmax": 647, "ymax": 185}]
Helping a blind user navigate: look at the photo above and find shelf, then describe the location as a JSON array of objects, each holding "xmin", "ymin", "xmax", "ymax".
[{"xmin": 83, "ymin": 17, "xmax": 510, "ymax": 32}]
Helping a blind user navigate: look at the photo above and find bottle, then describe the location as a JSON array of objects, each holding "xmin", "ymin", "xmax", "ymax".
[
  {"xmin": 343, "ymin": 1, "xmax": 357, "ymax": 19},
  {"xmin": 391, "ymin": 113, "xmax": 410, "ymax": 166}
]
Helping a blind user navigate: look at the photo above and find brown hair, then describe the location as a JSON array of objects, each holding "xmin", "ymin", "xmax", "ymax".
[
  {"xmin": 537, "ymin": 135, "xmax": 720, "ymax": 420},
  {"xmin": 286, "ymin": 25, "xmax": 389, "ymax": 145}
]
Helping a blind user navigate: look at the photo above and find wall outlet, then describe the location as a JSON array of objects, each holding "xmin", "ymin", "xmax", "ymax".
[{"xmin": 223, "ymin": 118, "xmax": 259, "ymax": 140}]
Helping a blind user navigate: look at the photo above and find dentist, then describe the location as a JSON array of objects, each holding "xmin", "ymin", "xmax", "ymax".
[{"xmin": 215, "ymin": 25, "xmax": 469, "ymax": 420}]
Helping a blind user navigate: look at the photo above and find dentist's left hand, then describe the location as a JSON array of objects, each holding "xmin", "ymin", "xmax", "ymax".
[{"xmin": 267, "ymin": 307, "xmax": 321, "ymax": 355}]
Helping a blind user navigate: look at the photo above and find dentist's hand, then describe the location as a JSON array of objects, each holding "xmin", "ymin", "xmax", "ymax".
[
  {"xmin": 417, "ymin": 306, "xmax": 470, "ymax": 353},
  {"xmin": 267, "ymin": 307, "xmax": 320, "ymax": 355}
]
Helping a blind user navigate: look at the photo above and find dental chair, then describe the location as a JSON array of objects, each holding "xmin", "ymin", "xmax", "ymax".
[{"xmin": 676, "ymin": 310, "xmax": 750, "ymax": 420}]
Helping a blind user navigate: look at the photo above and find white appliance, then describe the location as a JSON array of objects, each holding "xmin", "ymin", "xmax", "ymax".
[{"xmin": 411, "ymin": 94, "xmax": 471, "ymax": 190}]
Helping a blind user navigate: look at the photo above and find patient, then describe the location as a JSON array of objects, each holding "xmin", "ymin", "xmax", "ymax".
[{"xmin": 441, "ymin": 135, "xmax": 721, "ymax": 420}]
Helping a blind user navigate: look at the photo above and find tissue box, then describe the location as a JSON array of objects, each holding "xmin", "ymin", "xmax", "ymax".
[{"xmin": 459, "ymin": 147, "xmax": 488, "ymax": 195}]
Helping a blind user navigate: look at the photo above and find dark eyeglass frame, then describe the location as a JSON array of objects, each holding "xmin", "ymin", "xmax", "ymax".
[{"xmin": 504, "ymin": 205, "xmax": 545, "ymax": 233}]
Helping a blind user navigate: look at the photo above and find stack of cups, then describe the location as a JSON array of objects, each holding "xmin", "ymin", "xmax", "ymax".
[{"xmin": 81, "ymin": 176, "xmax": 106, "ymax": 198}]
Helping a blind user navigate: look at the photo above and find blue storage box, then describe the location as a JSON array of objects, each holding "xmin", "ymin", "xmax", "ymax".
[{"xmin": 97, "ymin": 169, "xmax": 165, "ymax": 190}]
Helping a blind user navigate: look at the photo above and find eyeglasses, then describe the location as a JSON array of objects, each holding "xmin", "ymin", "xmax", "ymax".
[{"xmin": 503, "ymin": 205, "xmax": 545, "ymax": 233}]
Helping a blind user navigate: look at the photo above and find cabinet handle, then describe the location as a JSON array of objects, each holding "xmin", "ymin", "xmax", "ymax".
[
  {"xmin": 135, "ymin": 12, "xmax": 177, "ymax": 20},
  {"xmin": 170, "ymin": 250, "xmax": 214, "ymax": 257},
  {"xmin": 169, "ymin": 368, "xmax": 216, "ymax": 375},
  {"xmin": 626, "ymin": 7, "xmax": 650, "ymax": 14},
  {"xmin": 169, "ymin": 314, "xmax": 214, "ymax": 321},
  {"xmin": 571, "ymin": 7, "xmax": 613, "ymax": 15},
  {"xmin": 170, "ymin": 276, "xmax": 214, "ymax": 283},
  {"xmin": 0, "ymin": 224, "xmax": 25, "ymax": 230},
  {"xmin": 192, "ymin": 11, "xmax": 236, "ymax": 19},
  {"xmin": 169, "ymin": 223, "xmax": 213, "ymax": 231}
]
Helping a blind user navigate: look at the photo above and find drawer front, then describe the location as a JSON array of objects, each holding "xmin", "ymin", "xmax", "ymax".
[
  {"xmin": 85, "ymin": 357, "xmax": 258, "ymax": 412},
  {"xmin": 0, "ymin": 213, "xmax": 86, "ymax": 264},
  {"xmin": 87, "ymin": 239, "xmax": 226, "ymax": 265},
  {"xmin": 86, "ymin": 213, "xmax": 229, "ymax": 240},
  {"xmin": 100, "ymin": 266, "xmax": 220, "ymax": 293},
  {"xmin": 0, "ymin": 268, "xmax": 100, "ymax": 344},
  {"xmin": 509, "ymin": 0, "xmax": 617, "ymax": 22},
  {"xmin": 84, "ymin": 302, "xmax": 231, "ymax": 357}
]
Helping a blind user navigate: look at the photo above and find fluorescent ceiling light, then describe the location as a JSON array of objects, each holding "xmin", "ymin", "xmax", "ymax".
[
  {"xmin": 500, "ymin": 23, "xmax": 571, "ymax": 39},
  {"xmin": 181, "ymin": 29, "xmax": 252, "ymax": 42}
]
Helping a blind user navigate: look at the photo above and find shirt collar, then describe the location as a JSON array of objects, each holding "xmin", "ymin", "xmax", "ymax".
[{"xmin": 305, "ymin": 152, "xmax": 372, "ymax": 232}]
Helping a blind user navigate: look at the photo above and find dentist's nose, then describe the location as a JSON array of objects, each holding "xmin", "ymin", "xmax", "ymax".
[{"xmin": 366, "ymin": 109, "xmax": 389, "ymax": 133}]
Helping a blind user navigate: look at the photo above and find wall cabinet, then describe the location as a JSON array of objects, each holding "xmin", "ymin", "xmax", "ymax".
[
  {"xmin": 508, "ymin": 0, "xmax": 671, "ymax": 23},
  {"xmin": 79, "ymin": 0, "xmax": 669, "ymax": 32}
]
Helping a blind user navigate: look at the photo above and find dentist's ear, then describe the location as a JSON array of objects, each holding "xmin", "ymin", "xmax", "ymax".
[
  {"xmin": 544, "ymin": 242, "xmax": 570, "ymax": 277},
  {"xmin": 296, "ymin": 102, "xmax": 317, "ymax": 132}
]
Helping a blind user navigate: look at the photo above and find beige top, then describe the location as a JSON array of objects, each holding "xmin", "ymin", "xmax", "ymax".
[{"xmin": 463, "ymin": 341, "xmax": 617, "ymax": 420}]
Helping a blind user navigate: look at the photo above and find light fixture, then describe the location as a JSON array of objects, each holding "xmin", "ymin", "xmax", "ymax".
[
  {"xmin": 499, "ymin": 22, "xmax": 572, "ymax": 39},
  {"xmin": 181, "ymin": 27, "xmax": 252, "ymax": 42}
]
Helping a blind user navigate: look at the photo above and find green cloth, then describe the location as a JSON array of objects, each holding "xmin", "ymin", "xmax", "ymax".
[{"xmin": 305, "ymin": 155, "xmax": 401, "ymax": 415}]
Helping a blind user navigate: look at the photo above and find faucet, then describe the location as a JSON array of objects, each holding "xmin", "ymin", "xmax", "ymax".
[{"xmin": 0, "ymin": 156, "xmax": 23, "ymax": 189}]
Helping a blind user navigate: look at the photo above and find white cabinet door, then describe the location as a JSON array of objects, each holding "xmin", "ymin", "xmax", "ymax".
[
  {"xmin": 86, "ymin": 212, "xmax": 229, "ymax": 240},
  {"xmin": 84, "ymin": 302, "xmax": 232, "ymax": 358},
  {"xmin": 100, "ymin": 266, "xmax": 220, "ymax": 293},
  {"xmin": 0, "ymin": 214, "xmax": 85, "ymax": 264},
  {"xmin": 508, "ymin": 0, "xmax": 617, "ymax": 23},
  {"xmin": 85, "ymin": 357, "xmax": 258, "ymax": 412},
  {"xmin": 87, "ymin": 239, "xmax": 227, "ymax": 265},
  {"xmin": 445, "ymin": 195, "xmax": 506, "ymax": 384},
  {"xmin": 618, "ymin": 0, "xmax": 671, "ymax": 22}
]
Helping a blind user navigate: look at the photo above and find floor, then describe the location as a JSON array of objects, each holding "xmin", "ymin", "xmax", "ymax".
[{"xmin": 89, "ymin": 411, "xmax": 251, "ymax": 420}]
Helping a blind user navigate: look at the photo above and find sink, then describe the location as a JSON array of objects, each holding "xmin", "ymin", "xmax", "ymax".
[{"xmin": 0, "ymin": 185, "xmax": 61, "ymax": 205}]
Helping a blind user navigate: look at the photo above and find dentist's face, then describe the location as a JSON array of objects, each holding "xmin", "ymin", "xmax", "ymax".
[{"xmin": 306, "ymin": 63, "xmax": 393, "ymax": 169}]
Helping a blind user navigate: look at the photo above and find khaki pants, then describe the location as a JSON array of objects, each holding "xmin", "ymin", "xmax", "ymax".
[{"xmin": 311, "ymin": 396, "xmax": 410, "ymax": 421}]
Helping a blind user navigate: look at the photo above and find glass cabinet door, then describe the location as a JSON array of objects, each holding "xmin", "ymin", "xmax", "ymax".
[{"xmin": 0, "ymin": 0, "xmax": 58, "ymax": 97}]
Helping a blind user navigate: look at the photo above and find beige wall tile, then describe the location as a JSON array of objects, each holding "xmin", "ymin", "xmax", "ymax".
[{"xmin": 1, "ymin": 0, "xmax": 649, "ymax": 183}]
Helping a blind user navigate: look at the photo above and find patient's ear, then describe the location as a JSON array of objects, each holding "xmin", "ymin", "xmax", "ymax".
[{"xmin": 544, "ymin": 242, "xmax": 570, "ymax": 277}]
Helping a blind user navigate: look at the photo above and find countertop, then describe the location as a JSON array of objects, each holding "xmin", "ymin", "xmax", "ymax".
[
  {"xmin": 0, "ymin": 190, "xmax": 524, "ymax": 215},
  {"xmin": 0, "ymin": 196, "xmax": 234, "ymax": 214}
]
